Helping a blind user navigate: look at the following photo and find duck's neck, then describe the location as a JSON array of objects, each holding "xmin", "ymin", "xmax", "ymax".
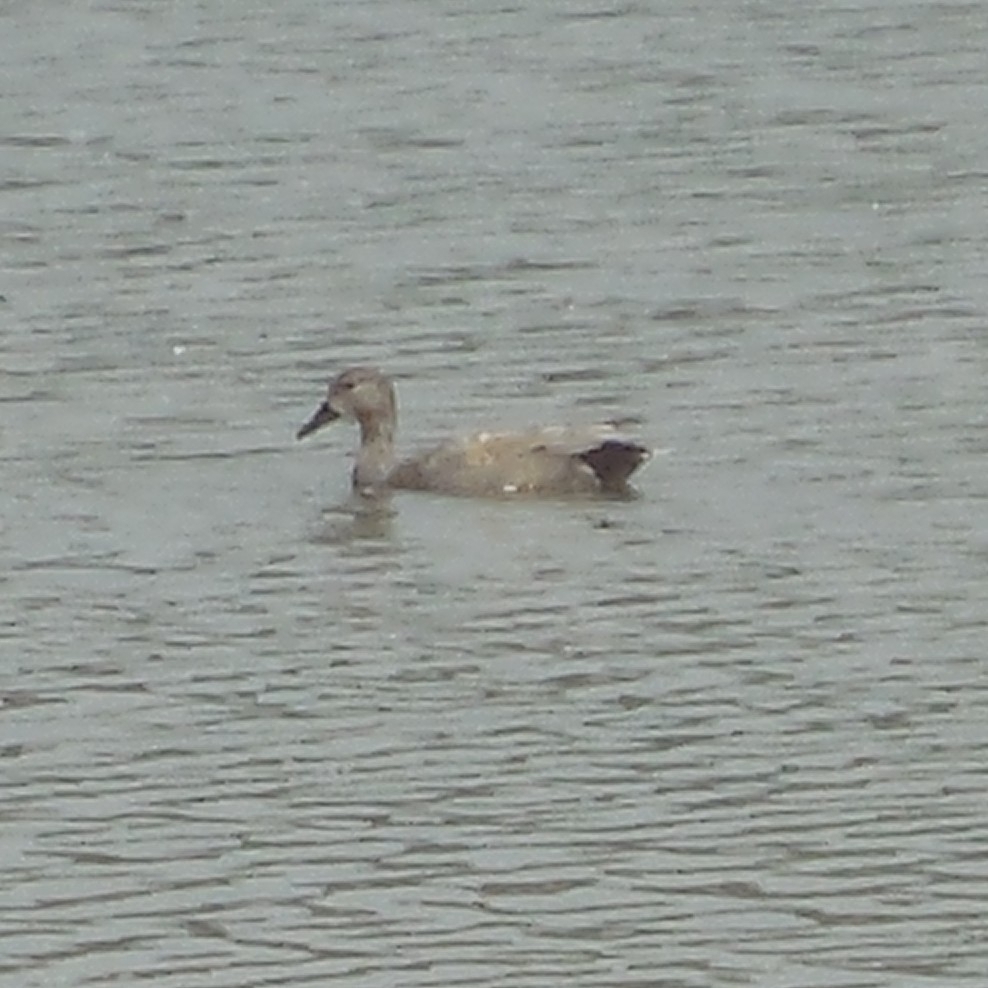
[{"xmin": 352, "ymin": 417, "xmax": 396, "ymax": 491}]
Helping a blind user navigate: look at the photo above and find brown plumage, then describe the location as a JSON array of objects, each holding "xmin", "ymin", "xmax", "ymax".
[{"xmin": 297, "ymin": 367, "xmax": 650, "ymax": 498}]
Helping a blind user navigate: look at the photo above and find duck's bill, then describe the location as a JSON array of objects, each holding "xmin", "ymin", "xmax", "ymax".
[{"xmin": 296, "ymin": 400, "xmax": 340, "ymax": 440}]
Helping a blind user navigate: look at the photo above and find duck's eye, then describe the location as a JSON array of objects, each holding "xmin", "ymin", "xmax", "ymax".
[{"xmin": 338, "ymin": 379, "xmax": 355, "ymax": 391}]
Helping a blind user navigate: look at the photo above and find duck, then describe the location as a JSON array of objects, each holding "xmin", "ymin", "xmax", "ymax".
[{"xmin": 296, "ymin": 366, "xmax": 650, "ymax": 497}]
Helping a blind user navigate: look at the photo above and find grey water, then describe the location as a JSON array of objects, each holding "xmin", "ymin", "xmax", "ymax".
[{"xmin": 2, "ymin": 1, "xmax": 987, "ymax": 986}]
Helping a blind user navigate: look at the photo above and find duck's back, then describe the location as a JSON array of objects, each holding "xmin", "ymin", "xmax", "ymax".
[{"xmin": 387, "ymin": 425, "xmax": 648, "ymax": 497}]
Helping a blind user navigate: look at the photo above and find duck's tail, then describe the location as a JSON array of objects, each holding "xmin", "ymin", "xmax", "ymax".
[{"xmin": 578, "ymin": 440, "xmax": 652, "ymax": 492}]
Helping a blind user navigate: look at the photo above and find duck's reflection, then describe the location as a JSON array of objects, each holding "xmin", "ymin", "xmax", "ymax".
[{"xmin": 309, "ymin": 491, "xmax": 397, "ymax": 544}]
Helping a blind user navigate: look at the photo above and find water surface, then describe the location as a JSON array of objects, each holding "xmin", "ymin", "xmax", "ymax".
[{"xmin": 2, "ymin": 1, "xmax": 987, "ymax": 985}]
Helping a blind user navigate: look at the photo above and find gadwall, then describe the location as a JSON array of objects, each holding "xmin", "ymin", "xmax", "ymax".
[{"xmin": 297, "ymin": 366, "xmax": 651, "ymax": 497}]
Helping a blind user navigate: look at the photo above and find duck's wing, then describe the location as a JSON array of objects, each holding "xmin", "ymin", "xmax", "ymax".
[
  {"xmin": 388, "ymin": 422, "xmax": 651, "ymax": 496},
  {"xmin": 525, "ymin": 423, "xmax": 652, "ymax": 492}
]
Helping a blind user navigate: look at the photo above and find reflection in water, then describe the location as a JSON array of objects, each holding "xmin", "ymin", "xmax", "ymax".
[{"xmin": 310, "ymin": 494, "xmax": 399, "ymax": 545}]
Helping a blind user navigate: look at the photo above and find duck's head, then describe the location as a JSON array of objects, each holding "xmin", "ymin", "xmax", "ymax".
[{"xmin": 297, "ymin": 366, "xmax": 397, "ymax": 440}]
